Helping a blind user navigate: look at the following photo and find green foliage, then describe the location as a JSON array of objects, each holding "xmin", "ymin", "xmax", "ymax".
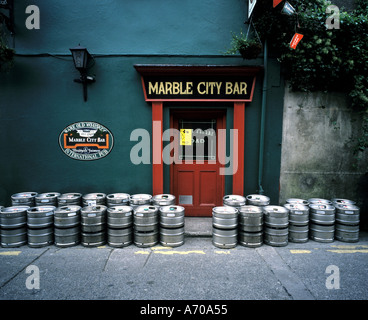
[
  {"xmin": 226, "ymin": 31, "xmax": 263, "ymax": 59},
  {"xmin": 244, "ymin": 0, "xmax": 368, "ymax": 158}
]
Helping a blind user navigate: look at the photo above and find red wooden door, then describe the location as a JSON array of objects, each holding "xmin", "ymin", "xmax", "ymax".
[{"xmin": 171, "ymin": 110, "xmax": 225, "ymax": 216}]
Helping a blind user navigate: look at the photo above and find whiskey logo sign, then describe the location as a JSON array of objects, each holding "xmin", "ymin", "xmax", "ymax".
[{"xmin": 59, "ymin": 122, "xmax": 114, "ymax": 161}]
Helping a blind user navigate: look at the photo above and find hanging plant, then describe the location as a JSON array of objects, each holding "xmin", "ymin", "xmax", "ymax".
[{"xmin": 226, "ymin": 19, "xmax": 263, "ymax": 60}]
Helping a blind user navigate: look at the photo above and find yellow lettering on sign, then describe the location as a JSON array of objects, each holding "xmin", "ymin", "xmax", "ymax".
[
  {"xmin": 225, "ymin": 82, "xmax": 247, "ymax": 95},
  {"xmin": 180, "ymin": 129, "xmax": 192, "ymax": 146}
]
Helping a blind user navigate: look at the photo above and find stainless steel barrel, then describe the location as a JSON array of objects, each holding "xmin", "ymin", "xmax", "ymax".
[
  {"xmin": 212, "ymin": 206, "xmax": 238, "ymax": 248},
  {"xmin": 212, "ymin": 227, "xmax": 238, "ymax": 249},
  {"xmin": 152, "ymin": 194, "xmax": 176, "ymax": 207},
  {"xmin": 310, "ymin": 223, "xmax": 334, "ymax": 242},
  {"xmin": 82, "ymin": 193, "xmax": 107, "ymax": 206},
  {"xmin": 1, "ymin": 227, "xmax": 27, "ymax": 247},
  {"xmin": 159, "ymin": 206, "xmax": 185, "ymax": 229},
  {"xmin": 264, "ymin": 227, "xmax": 288, "ymax": 247},
  {"xmin": 334, "ymin": 203, "xmax": 360, "ymax": 243},
  {"xmin": 223, "ymin": 195, "xmax": 246, "ymax": 209},
  {"xmin": 263, "ymin": 206, "xmax": 289, "ymax": 247},
  {"xmin": 11, "ymin": 192, "xmax": 37, "ymax": 207},
  {"xmin": 54, "ymin": 226, "xmax": 80, "ymax": 247},
  {"xmin": 309, "ymin": 204, "xmax": 335, "ymax": 225},
  {"xmin": 238, "ymin": 205, "xmax": 263, "ymax": 248},
  {"xmin": 246, "ymin": 194, "xmax": 270, "ymax": 207},
  {"xmin": 263, "ymin": 206, "xmax": 289, "ymax": 228},
  {"xmin": 27, "ymin": 206, "xmax": 55, "ymax": 229},
  {"xmin": 107, "ymin": 206, "xmax": 133, "ymax": 229},
  {"xmin": 54, "ymin": 205, "xmax": 81, "ymax": 247},
  {"xmin": 286, "ymin": 198, "xmax": 309, "ymax": 206},
  {"xmin": 35, "ymin": 192, "xmax": 60, "ymax": 206},
  {"xmin": 129, "ymin": 194, "xmax": 152, "ymax": 210},
  {"xmin": 134, "ymin": 205, "xmax": 158, "ymax": 232},
  {"xmin": 106, "ymin": 193, "xmax": 130, "ymax": 207},
  {"xmin": 308, "ymin": 198, "xmax": 333, "ymax": 205},
  {"xmin": 284, "ymin": 203, "xmax": 309, "ymax": 243},
  {"xmin": 26, "ymin": 206, "xmax": 55, "ymax": 248},
  {"xmin": 134, "ymin": 205, "xmax": 159, "ymax": 247},
  {"xmin": 212, "ymin": 206, "xmax": 238, "ymax": 230},
  {"xmin": 160, "ymin": 227, "xmax": 185, "ymax": 247},
  {"xmin": 238, "ymin": 205, "xmax": 263, "ymax": 232},
  {"xmin": 27, "ymin": 227, "xmax": 54, "ymax": 248},
  {"xmin": 134, "ymin": 230, "xmax": 159, "ymax": 248},
  {"xmin": 58, "ymin": 193, "xmax": 82, "ymax": 206},
  {"xmin": 334, "ymin": 204, "xmax": 360, "ymax": 225},
  {"xmin": 81, "ymin": 231, "xmax": 106, "ymax": 247},
  {"xmin": 54, "ymin": 206, "xmax": 81, "ymax": 229},
  {"xmin": 1, "ymin": 206, "xmax": 29, "ymax": 247},
  {"xmin": 107, "ymin": 205, "xmax": 133, "ymax": 248},
  {"xmin": 1, "ymin": 206, "xmax": 29, "ymax": 229},
  {"xmin": 81, "ymin": 205, "xmax": 107, "ymax": 233},
  {"xmin": 238, "ymin": 231, "xmax": 263, "ymax": 248},
  {"xmin": 107, "ymin": 227, "xmax": 133, "ymax": 247},
  {"xmin": 284, "ymin": 203, "xmax": 309, "ymax": 226},
  {"xmin": 335, "ymin": 224, "xmax": 359, "ymax": 243}
]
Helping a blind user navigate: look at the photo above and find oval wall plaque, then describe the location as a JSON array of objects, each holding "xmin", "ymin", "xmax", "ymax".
[{"xmin": 59, "ymin": 121, "xmax": 114, "ymax": 161}]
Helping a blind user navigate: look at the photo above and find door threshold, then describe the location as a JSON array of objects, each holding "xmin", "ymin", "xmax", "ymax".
[{"xmin": 184, "ymin": 217, "xmax": 212, "ymax": 237}]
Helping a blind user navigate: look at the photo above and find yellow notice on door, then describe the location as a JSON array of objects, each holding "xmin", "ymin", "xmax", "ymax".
[{"xmin": 180, "ymin": 129, "xmax": 192, "ymax": 145}]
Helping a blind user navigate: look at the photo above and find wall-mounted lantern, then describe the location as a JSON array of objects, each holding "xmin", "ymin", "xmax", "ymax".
[{"xmin": 69, "ymin": 45, "xmax": 95, "ymax": 102}]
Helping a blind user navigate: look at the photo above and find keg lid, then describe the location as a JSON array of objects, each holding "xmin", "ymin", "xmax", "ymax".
[
  {"xmin": 238, "ymin": 205, "xmax": 262, "ymax": 214},
  {"xmin": 159, "ymin": 205, "xmax": 185, "ymax": 213},
  {"xmin": 81, "ymin": 205, "xmax": 107, "ymax": 213},
  {"xmin": 36, "ymin": 192, "xmax": 60, "ymax": 199},
  {"xmin": 284, "ymin": 203, "xmax": 309, "ymax": 212},
  {"xmin": 130, "ymin": 194, "xmax": 152, "ymax": 200},
  {"xmin": 331, "ymin": 198, "xmax": 356, "ymax": 205},
  {"xmin": 309, "ymin": 204, "xmax": 335, "ymax": 212},
  {"xmin": 212, "ymin": 206, "xmax": 238, "ymax": 214},
  {"xmin": 223, "ymin": 195, "xmax": 246, "ymax": 205},
  {"xmin": 27, "ymin": 206, "xmax": 56, "ymax": 213},
  {"xmin": 308, "ymin": 198, "xmax": 332, "ymax": 205},
  {"xmin": 263, "ymin": 205, "xmax": 289, "ymax": 215},
  {"xmin": 334, "ymin": 203, "xmax": 360, "ymax": 213},
  {"xmin": 134, "ymin": 205, "xmax": 158, "ymax": 214},
  {"xmin": 59, "ymin": 193, "xmax": 82, "ymax": 199},
  {"xmin": 11, "ymin": 192, "xmax": 38, "ymax": 200},
  {"xmin": 83, "ymin": 193, "xmax": 106, "ymax": 199},
  {"xmin": 286, "ymin": 198, "xmax": 309, "ymax": 205},
  {"xmin": 152, "ymin": 194, "xmax": 176, "ymax": 204},
  {"xmin": 107, "ymin": 193, "xmax": 130, "ymax": 200},
  {"xmin": 55, "ymin": 205, "xmax": 81, "ymax": 213},
  {"xmin": 107, "ymin": 205, "xmax": 133, "ymax": 213},
  {"xmin": 246, "ymin": 194, "xmax": 270, "ymax": 204},
  {"xmin": 1, "ymin": 206, "xmax": 30, "ymax": 213}
]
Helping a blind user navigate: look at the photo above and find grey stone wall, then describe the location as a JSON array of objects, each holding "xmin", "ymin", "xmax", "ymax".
[{"xmin": 279, "ymin": 85, "xmax": 368, "ymax": 229}]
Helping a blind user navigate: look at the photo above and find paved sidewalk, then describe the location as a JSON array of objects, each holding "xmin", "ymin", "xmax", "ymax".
[{"xmin": 0, "ymin": 230, "xmax": 367, "ymax": 301}]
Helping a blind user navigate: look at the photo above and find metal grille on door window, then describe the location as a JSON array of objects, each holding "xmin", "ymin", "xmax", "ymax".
[{"xmin": 179, "ymin": 119, "xmax": 216, "ymax": 161}]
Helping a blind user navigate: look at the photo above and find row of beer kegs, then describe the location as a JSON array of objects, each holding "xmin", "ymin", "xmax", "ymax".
[
  {"xmin": 0, "ymin": 192, "xmax": 182, "ymax": 248},
  {"xmin": 0, "ymin": 192, "xmax": 361, "ymax": 249},
  {"xmin": 215, "ymin": 194, "xmax": 361, "ymax": 248}
]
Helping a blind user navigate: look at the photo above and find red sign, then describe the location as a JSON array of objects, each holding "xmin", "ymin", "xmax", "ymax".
[
  {"xmin": 290, "ymin": 33, "xmax": 304, "ymax": 49},
  {"xmin": 273, "ymin": 0, "xmax": 283, "ymax": 8}
]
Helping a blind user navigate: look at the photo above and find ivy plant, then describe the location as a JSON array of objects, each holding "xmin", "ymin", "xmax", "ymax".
[{"xmin": 229, "ymin": 0, "xmax": 368, "ymax": 160}]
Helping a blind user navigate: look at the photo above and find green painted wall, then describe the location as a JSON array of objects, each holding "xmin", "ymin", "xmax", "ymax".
[{"xmin": 0, "ymin": 0, "xmax": 284, "ymax": 207}]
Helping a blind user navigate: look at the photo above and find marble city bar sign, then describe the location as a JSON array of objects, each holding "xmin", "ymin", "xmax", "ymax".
[{"xmin": 135, "ymin": 65, "xmax": 261, "ymax": 102}]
